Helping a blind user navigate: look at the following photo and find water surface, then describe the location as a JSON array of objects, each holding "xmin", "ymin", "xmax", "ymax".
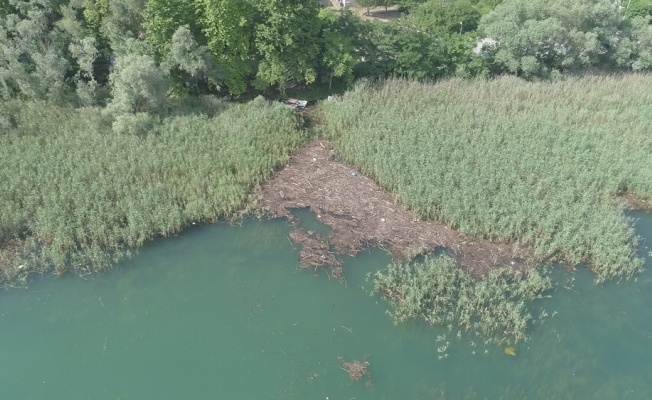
[{"xmin": 1, "ymin": 211, "xmax": 651, "ymax": 399}]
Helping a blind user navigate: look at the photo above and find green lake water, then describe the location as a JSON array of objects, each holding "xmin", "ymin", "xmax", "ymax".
[{"xmin": 1, "ymin": 210, "xmax": 652, "ymax": 399}]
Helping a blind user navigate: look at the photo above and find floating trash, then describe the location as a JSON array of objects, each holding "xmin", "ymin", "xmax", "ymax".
[{"xmin": 504, "ymin": 347, "xmax": 517, "ymax": 356}]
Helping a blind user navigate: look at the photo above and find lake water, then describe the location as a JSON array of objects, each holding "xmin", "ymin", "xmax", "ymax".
[{"xmin": 1, "ymin": 210, "xmax": 651, "ymax": 399}]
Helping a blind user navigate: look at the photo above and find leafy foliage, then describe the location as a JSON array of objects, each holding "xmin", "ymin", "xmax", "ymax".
[
  {"xmin": 624, "ymin": 0, "xmax": 652, "ymax": 19},
  {"xmin": 143, "ymin": 0, "xmax": 202, "ymax": 55},
  {"xmin": 478, "ymin": 0, "xmax": 652, "ymax": 77},
  {"xmin": 410, "ymin": 0, "xmax": 482, "ymax": 34},
  {"xmin": 614, "ymin": 16, "xmax": 652, "ymax": 71},
  {"xmin": 200, "ymin": 0, "xmax": 255, "ymax": 95},
  {"xmin": 355, "ymin": 18, "xmax": 490, "ymax": 80},
  {"xmin": 321, "ymin": 76, "xmax": 652, "ymax": 282},
  {"xmin": 318, "ymin": 9, "xmax": 358, "ymax": 88},
  {"xmin": 0, "ymin": 0, "xmax": 72, "ymax": 101},
  {"xmin": 162, "ymin": 26, "xmax": 223, "ymax": 94},
  {"xmin": 105, "ymin": 53, "xmax": 169, "ymax": 115},
  {"xmin": 253, "ymin": 0, "xmax": 321, "ymax": 92},
  {"xmin": 374, "ymin": 255, "xmax": 552, "ymax": 344}
]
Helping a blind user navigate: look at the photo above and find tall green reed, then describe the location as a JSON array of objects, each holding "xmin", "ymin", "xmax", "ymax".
[
  {"xmin": 321, "ymin": 75, "xmax": 652, "ymax": 282},
  {"xmin": 0, "ymin": 98, "xmax": 306, "ymax": 284},
  {"xmin": 374, "ymin": 255, "xmax": 552, "ymax": 344}
]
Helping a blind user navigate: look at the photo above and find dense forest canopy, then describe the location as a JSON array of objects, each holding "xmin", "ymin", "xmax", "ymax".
[{"xmin": 1, "ymin": 0, "xmax": 652, "ymax": 104}]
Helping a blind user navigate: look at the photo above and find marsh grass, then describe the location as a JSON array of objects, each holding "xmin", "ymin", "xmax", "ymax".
[
  {"xmin": 321, "ymin": 75, "xmax": 652, "ymax": 282},
  {"xmin": 0, "ymin": 98, "xmax": 306, "ymax": 284},
  {"xmin": 374, "ymin": 255, "xmax": 552, "ymax": 344}
]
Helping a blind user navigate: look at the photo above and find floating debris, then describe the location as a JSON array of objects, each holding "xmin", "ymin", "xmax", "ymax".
[{"xmin": 282, "ymin": 98, "xmax": 308, "ymax": 109}]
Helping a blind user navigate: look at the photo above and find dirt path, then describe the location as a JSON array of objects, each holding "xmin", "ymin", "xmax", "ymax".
[{"xmin": 259, "ymin": 140, "xmax": 531, "ymax": 279}]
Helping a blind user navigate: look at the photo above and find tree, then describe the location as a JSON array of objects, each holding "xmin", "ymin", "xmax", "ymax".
[
  {"xmin": 479, "ymin": 0, "xmax": 626, "ymax": 78},
  {"xmin": 356, "ymin": 0, "xmax": 380, "ymax": 15},
  {"xmin": 200, "ymin": 0, "xmax": 255, "ymax": 95},
  {"xmin": 471, "ymin": 0, "xmax": 503, "ymax": 15},
  {"xmin": 162, "ymin": 26, "xmax": 223, "ymax": 94},
  {"xmin": 1, "ymin": 0, "xmax": 14, "ymax": 18},
  {"xmin": 69, "ymin": 36, "xmax": 100, "ymax": 106},
  {"xmin": 143, "ymin": 0, "xmax": 202, "ymax": 55},
  {"xmin": 100, "ymin": 0, "xmax": 147, "ymax": 53},
  {"xmin": 623, "ymin": 0, "xmax": 652, "ymax": 19},
  {"xmin": 318, "ymin": 9, "xmax": 358, "ymax": 88},
  {"xmin": 106, "ymin": 53, "xmax": 169, "ymax": 114},
  {"xmin": 0, "ymin": 0, "xmax": 71, "ymax": 101},
  {"xmin": 253, "ymin": 0, "xmax": 321, "ymax": 93},
  {"xmin": 358, "ymin": 20, "xmax": 456, "ymax": 80},
  {"xmin": 410, "ymin": 0, "xmax": 482, "ymax": 34},
  {"xmin": 613, "ymin": 16, "xmax": 652, "ymax": 70}
]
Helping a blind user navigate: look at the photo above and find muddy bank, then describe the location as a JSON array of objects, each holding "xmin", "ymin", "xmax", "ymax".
[
  {"xmin": 259, "ymin": 140, "xmax": 531, "ymax": 278},
  {"xmin": 620, "ymin": 192, "xmax": 652, "ymax": 212}
]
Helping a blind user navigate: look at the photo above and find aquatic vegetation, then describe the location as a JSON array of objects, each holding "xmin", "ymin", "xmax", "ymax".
[
  {"xmin": 374, "ymin": 255, "xmax": 553, "ymax": 344},
  {"xmin": 321, "ymin": 75, "xmax": 652, "ymax": 282},
  {"xmin": 0, "ymin": 99, "xmax": 306, "ymax": 283}
]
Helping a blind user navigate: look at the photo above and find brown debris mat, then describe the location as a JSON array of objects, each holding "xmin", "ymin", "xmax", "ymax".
[
  {"xmin": 620, "ymin": 192, "xmax": 652, "ymax": 212},
  {"xmin": 259, "ymin": 140, "xmax": 531, "ymax": 277},
  {"xmin": 338, "ymin": 356, "xmax": 370, "ymax": 382}
]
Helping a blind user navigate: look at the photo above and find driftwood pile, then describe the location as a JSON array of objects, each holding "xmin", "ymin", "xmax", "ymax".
[{"xmin": 259, "ymin": 140, "xmax": 530, "ymax": 278}]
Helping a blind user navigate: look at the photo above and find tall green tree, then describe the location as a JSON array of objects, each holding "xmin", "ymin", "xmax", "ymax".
[
  {"xmin": 0, "ymin": 0, "xmax": 71, "ymax": 101},
  {"xmin": 106, "ymin": 53, "xmax": 169, "ymax": 115},
  {"xmin": 358, "ymin": 20, "xmax": 455, "ymax": 79},
  {"xmin": 253, "ymin": 0, "xmax": 321, "ymax": 93},
  {"xmin": 200, "ymin": 0, "xmax": 255, "ymax": 95},
  {"xmin": 143, "ymin": 0, "xmax": 202, "ymax": 55},
  {"xmin": 100, "ymin": 0, "xmax": 146, "ymax": 53},
  {"xmin": 410, "ymin": 0, "xmax": 481, "ymax": 34},
  {"xmin": 479, "ymin": 0, "xmax": 626, "ymax": 77},
  {"xmin": 162, "ymin": 26, "xmax": 223, "ymax": 94},
  {"xmin": 69, "ymin": 36, "xmax": 100, "ymax": 105},
  {"xmin": 623, "ymin": 0, "xmax": 652, "ymax": 19},
  {"xmin": 318, "ymin": 9, "xmax": 357, "ymax": 88},
  {"xmin": 613, "ymin": 15, "xmax": 652, "ymax": 70},
  {"xmin": 471, "ymin": 0, "xmax": 503, "ymax": 14},
  {"xmin": 1, "ymin": 0, "xmax": 14, "ymax": 17}
]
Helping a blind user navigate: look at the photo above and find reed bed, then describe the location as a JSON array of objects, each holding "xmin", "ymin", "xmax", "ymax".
[
  {"xmin": 321, "ymin": 75, "xmax": 652, "ymax": 282},
  {"xmin": 374, "ymin": 255, "xmax": 552, "ymax": 344},
  {"xmin": 0, "ymin": 98, "xmax": 305, "ymax": 283}
]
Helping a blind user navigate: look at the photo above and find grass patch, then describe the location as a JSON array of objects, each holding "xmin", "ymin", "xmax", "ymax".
[
  {"xmin": 321, "ymin": 75, "xmax": 652, "ymax": 282},
  {"xmin": 0, "ymin": 97, "xmax": 306, "ymax": 284}
]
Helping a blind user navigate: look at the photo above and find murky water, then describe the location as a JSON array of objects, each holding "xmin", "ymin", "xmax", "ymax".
[{"xmin": 1, "ymin": 211, "xmax": 651, "ymax": 399}]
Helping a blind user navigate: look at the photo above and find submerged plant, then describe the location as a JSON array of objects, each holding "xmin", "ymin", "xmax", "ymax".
[{"xmin": 374, "ymin": 255, "xmax": 553, "ymax": 344}]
